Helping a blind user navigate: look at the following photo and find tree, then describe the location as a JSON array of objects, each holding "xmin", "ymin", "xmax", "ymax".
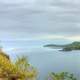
[
  {"xmin": 48, "ymin": 72, "xmax": 77, "ymax": 80},
  {"xmin": 0, "ymin": 52, "xmax": 37, "ymax": 80}
]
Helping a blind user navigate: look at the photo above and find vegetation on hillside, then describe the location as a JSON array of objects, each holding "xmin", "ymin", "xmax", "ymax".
[
  {"xmin": 44, "ymin": 41, "xmax": 80, "ymax": 51},
  {"xmin": 0, "ymin": 51, "xmax": 37, "ymax": 80},
  {"xmin": 48, "ymin": 72, "xmax": 77, "ymax": 80}
]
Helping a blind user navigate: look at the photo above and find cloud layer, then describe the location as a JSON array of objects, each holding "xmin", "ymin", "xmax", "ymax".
[{"xmin": 0, "ymin": 0, "xmax": 80, "ymax": 41}]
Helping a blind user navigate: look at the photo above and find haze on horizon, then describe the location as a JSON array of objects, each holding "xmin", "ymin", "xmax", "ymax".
[{"xmin": 0, "ymin": 0, "xmax": 80, "ymax": 42}]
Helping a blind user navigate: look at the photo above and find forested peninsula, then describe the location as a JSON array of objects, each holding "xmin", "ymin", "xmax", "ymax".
[{"xmin": 44, "ymin": 42, "xmax": 80, "ymax": 51}]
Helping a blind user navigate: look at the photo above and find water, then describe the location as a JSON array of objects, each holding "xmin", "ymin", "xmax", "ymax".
[{"xmin": 4, "ymin": 46, "xmax": 80, "ymax": 80}]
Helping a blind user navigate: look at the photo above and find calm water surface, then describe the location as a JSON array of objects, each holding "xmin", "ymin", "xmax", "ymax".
[{"xmin": 4, "ymin": 46, "xmax": 80, "ymax": 80}]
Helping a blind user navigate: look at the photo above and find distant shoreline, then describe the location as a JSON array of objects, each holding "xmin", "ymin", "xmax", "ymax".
[{"xmin": 44, "ymin": 41, "xmax": 80, "ymax": 51}]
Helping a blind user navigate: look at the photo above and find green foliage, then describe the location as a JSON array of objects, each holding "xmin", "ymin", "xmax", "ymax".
[
  {"xmin": 44, "ymin": 41, "xmax": 80, "ymax": 51},
  {"xmin": 63, "ymin": 47, "xmax": 72, "ymax": 51},
  {"xmin": 48, "ymin": 72, "xmax": 77, "ymax": 80},
  {"xmin": 0, "ymin": 53, "xmax": 37, "ymax": 80}
]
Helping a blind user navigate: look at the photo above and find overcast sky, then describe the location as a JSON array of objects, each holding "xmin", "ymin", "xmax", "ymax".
[{"xmin": 0, "ymin": 0, "xmax": 80, "ymax": 41}]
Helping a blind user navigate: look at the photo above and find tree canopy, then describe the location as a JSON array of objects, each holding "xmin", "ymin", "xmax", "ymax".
[
  {"xmin": 48, "ymin": 72, "xmax": 77, "ymax": 80},
  {"xmin": 0, "ymin": 51, "xmax": 37, "ymax": 80}
]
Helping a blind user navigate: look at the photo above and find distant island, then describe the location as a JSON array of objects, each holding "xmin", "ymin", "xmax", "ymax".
[{"xmin": 44, "ymin": 41, "xmax": 80, "ymax": 51}]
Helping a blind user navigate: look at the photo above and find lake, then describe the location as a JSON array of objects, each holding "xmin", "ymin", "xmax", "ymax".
[{"xmin": 4, "ymin": 46, "xmax": 80, "ymax": 80}]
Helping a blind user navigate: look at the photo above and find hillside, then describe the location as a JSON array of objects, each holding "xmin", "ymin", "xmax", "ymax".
[{"xmin": 44, "ymin": 41, "xmax": 80, "ymax": 51}]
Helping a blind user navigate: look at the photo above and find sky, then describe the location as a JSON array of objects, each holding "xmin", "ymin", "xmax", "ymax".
[{"xmin": 0, "ymin": 0, "xmax": 80, "ymax": 42}]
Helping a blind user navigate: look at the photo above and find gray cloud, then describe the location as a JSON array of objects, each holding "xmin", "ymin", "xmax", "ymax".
[{"xmin": 0, "ymin": 0, "xmax": 80, "ymax": 40}]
